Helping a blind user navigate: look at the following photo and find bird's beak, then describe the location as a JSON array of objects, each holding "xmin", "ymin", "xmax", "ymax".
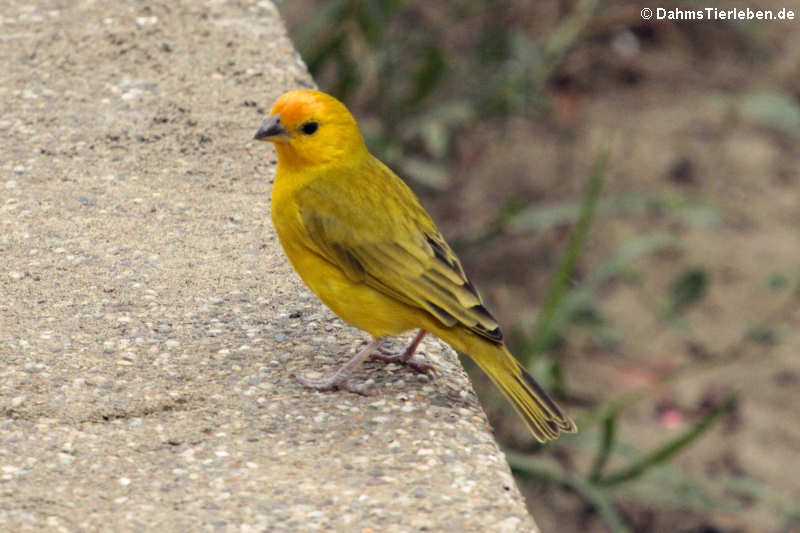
[{"xmin": 253, "ymin": 113, "xmax": 288, "ymax": 141}]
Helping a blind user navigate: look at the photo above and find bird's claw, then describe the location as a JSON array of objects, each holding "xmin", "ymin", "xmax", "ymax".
[
  {"xmin": 293, "ymin": 373, "xmax": 375, "ymax": 396},
  {"xmin": 372, "ymin": 348, "xmax": 436, "ymax": 374}
]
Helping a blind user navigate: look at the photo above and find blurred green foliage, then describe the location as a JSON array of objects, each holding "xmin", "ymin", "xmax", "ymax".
[
  {"xmin": 509, "ymin": 397, "xmax": 738, "ymax": 533},
  {"xmin": 521, "ymin": 148, "xmax": 608, "ymax": 361},
  {"xmin": 288, "ymin": 0, "xmax": 596, "ymax": 188},
  {"xmin": 504, "ymin": 152, "xmax": 740, "ymax": 531},
  {"xmin": 665, "ymin": 267, "xmax": 708, "ymax": 320},
  {"xmin": 739, "ymin": 90, "xmax": 800, "ymax": 137}
]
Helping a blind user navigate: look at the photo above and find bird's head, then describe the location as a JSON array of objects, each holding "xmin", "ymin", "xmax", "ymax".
[{"xmin": 254, "ymin": 90, "xmax": 367, "ymax": 169}]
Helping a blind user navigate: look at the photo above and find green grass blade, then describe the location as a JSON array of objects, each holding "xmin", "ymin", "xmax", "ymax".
[
  {"xmin": 522, "ymin": 148, "xmax": 608, "ymax": 363},
  {"xmin": 543, "ymin": 0, "xmax": 598, "ymax": 69},
  {"xmin": 589, "ymin": 407, "xmax": 618, "ymax": 482},
  {"xmin": 507, "ymin": 194, "xmax": 640, "ymax": 233},
  {"xmin": 537, "ymin": 233, "xmax": 678, "ymax": 349},
  {"xmin": 507, "ymin": 451, "xmax": 630, "ymax": 533},
  {"xmin": 599, "ymin": 396, "xmax": 737, "ymax": 486}
]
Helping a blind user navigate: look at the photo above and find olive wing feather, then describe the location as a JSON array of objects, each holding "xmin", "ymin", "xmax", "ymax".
[{"xmin": 296, "ymin": 173, "xmax": 502, "ymax": 343}]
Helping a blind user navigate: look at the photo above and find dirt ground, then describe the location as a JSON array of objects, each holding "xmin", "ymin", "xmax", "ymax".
[
  {"xmin": 282, "ymin": 2, "xmax": 800, "ymax": 531},
  {"xmin": 438, "ymin": 10, "xmax": 800, "ymax": 533}
]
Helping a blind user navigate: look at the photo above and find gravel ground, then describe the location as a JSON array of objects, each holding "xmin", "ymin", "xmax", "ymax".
[{"xmin": 0, "ymin": 1, "xmax": 538, "ymax": 531}]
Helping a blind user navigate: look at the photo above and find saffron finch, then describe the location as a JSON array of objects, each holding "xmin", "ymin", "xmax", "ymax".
[{"xmin": 254, "ymin": 89, "xmax": 576, "ymax": 442}]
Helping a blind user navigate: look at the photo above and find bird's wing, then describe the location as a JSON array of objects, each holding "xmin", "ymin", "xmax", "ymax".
[{"xmin": 295, "ymin": 163, "xmax": 502, "ymax": 343}]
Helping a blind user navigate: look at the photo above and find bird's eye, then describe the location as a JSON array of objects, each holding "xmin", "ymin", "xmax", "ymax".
[{"xmin": 301, "ymin": 121, "xmax": 319, "ymax": 135}]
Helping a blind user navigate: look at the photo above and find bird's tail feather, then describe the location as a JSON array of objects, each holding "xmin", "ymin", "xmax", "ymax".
[{"xmin": 475, "ymin": 344, "xmax": 576, "ymax": 442}]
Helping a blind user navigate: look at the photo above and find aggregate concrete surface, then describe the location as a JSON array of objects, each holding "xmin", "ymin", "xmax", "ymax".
[{"xmin": 0, "ymin": 1, "xmax": 538, "ymax": 532}]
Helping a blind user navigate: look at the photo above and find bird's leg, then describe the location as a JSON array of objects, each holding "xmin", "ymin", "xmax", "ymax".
[
  {"xmin": 294, "ymin": 338, "xmax": 384, "ymax": 396},
  {"xmin": 372, "ymin": 329, "xmax": 434, "ymax": 374}
]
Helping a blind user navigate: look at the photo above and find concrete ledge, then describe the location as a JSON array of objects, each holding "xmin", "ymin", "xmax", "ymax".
[{"xmin": 0, "ymin": 1, "xmax": 538, "ymax": 531}]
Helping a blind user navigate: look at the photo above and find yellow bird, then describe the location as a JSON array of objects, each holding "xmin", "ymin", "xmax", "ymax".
[{"xmin": 254, "ymin": 89, "xmax": 576, "ymax": 442}]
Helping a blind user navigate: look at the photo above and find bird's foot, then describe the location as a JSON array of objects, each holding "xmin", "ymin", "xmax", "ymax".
[
  {"xmin": 294, "ymin": 372, "xmax": 374, "ymax": 396},
  {"xmin": 372, "ymin": 346, "xmax": 435, "ymax": 374},
  {"xmin": 291, "ymin": 332, "xmax": 434, "ymax": 396},
  {"xmin": 292, "ymin": 338, "xmax": 382, "ymax": 396}
]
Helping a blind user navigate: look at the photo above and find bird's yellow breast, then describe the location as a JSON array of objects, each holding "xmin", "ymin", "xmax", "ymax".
[{"xmin": 270, "ymin": 174, "xmax": 427, "ymax": 339}]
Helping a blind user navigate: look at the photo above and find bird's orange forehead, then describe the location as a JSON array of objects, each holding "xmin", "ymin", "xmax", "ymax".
[{"xmin": 270, "ymin": 89, "xmax": 325, "ymax": 127}]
